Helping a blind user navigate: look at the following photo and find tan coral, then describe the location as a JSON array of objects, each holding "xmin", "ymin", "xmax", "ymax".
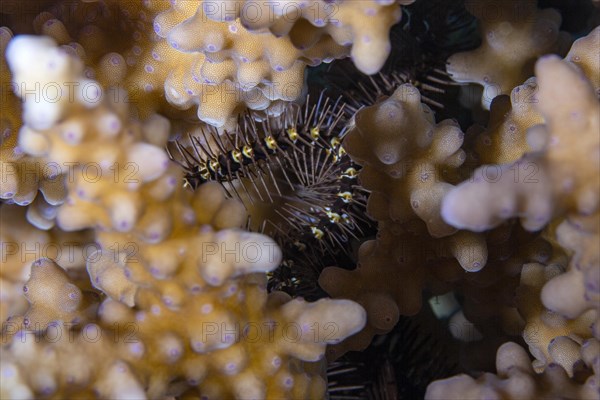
[
  {"xmin": 153, "ymin": 0, "xmax": 345, "ymax": 69},
  {"xmin": 25, "ymin": 0, "xmax": 403, "ymax": 129},
  {"xmin": 23, "ymin": 1, "xmax": 305, "ymax": 129},
  {"xmin": 0, "ymin": 328, "xmax": 148, "ymax": 400},
  {"xmin": 540, "ymin": 213, "xmax": 600, "ymax": 341},
  {"xmin": 17, "ymin": 258, "xmax": 99, "ymax": 331},
  {"xmin": 1, "ymin": 280, "xmax": 364, "ymax": 399},
  {"xmin": 340, "ymin": 84, "xmax": 487, "ymax": 270},
  {"xmin": 320, "ymin": 222, "xmax": 521, "ymax": 362},
  {"xmin": 0, "ymin": 0, "xmax": 55, "ymax": 34},
  {"xmin": 566, "ymin": 26, "xmax": 600, "ymax": 96},
  {"xmin": 473, "ymin": 78, "xmax": 543, "ymax": 165},
  {"xmin": 135, "ymin": 0, "xmax": 348, "ymax": 128},
  {"xmin": 425, "ymin": 341, "xmax": 599, "ymax": 400},
  {"xmin": 447, "ymin": 228, "xmax": 551, "ymax": 343},
  {"xmin": 319, "ymin": 230, "xmax": 424, "ymax": 357},
  {"xmin": 443, "ymin": 41, "xmax": 600, "ymax": 232},
  {"xmin": 447, "ymin": 0, "xmax": 572, "ymax": 109},
  {"xmin": 202, "ymin": 0, "xmax": 413, "ymax": 74},
  {"xmin": 0, "ymin": 27, "xmax": 67, "ymax": 228},
  {"xmin": 423, "ymin": 224, "xmax": 551, "ymax": 372},
  {"xmin": 436, "ymin": 30, "xmax": 600, "ymax": 396},
  {"xmin": 518, "ymin": 262, "xmax": 597, "ymax": 372},
  {"xmin": 343, "ymin": 84, "xmax": 474, "ymax": 240},
  {"xmin": 319, "ymin": 84, "xmax": 493, "ymax": 357},
  {"xmin": 2, "ymin": 35, "xmax": 367, "ymax": 399},
  {"xmin": 0, "ymin": 204, "xmax": 92, "ymax": 324}
]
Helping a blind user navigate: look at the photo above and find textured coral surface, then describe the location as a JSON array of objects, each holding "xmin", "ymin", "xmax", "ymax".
[
  {"xmin": 447, "ymin": 0, "xmax": 572, "ymax": 108},
  {"xmin": 1, "ymin": 35, "xmax": 366, "ymax": 399},
  {"xmin": 1, "ymin": 1, "xmax": 599, "ymax": 399},
  {"xmin": 426, "ymin": 341, "xmax": 599, "ymax": 399},
  {"xmin": 432, "ymin": 25, "xmax": 600, "ymax": 400}
]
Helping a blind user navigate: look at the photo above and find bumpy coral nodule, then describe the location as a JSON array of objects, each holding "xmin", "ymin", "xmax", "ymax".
[
  {"xmin": 447, "ymin": 0, "xmax": 572, "ymax": 109},
  {"xmin": 426, "ymin": 341, "xmax": 599, "ymax": 399}
]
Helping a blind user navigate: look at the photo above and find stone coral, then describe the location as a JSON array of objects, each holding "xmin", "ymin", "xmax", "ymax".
[
  {"xmin": 428, "ymin": 26, "xmax": 600, "ymax": 398},
  {"xmin": 425, "ymin": 341, "xmax": 599, "ymax": 399},
  {"xmin": 442, "ymin": 227, "xmax": 553, "ymax": 371},
  {"xmin": 202, "ymin": 0, "xmax": 415, "ymax": 75},
  {"xmin": 20, "ymin": 0, "xmax": 345, "ymax": 130},
  {"xmin": 17, "ymin": 0, "xmax": 411, "ymax": 130},
  {"xmin": 565, "ymin": 24, "xmax": 600, "ymax": 95},
  {"xmin": 16, "ymin": 258, "xmax": 99, "ymax": 332},
  {"xmin": 518, "ymin": 261, "xmax": 598, "ymax": 373},
  {"xmin": 131, "ymin": 0, "xmax": 312, "ymax": 128},
  {"xmin": 472, "ymin": 77, "xmax": 543, "ymax": 165},
  {"xmin": 130, "ymin": 0, "xmax": 410, "ymax": 127},
  {"xmin": 341, "ymin": 84, "xmax": 482, "ymax": 258},
  {"xmin": 319, "ymin": 84, "xmax": 492, "ymax": 356},
  {"xmin": 0, "ymin": 204, "xmax": 92, "ymax": 324},
  {"xmin": 547, "ymin": 213, "xmax": 600, "ymax": 327},
  {"xmin": 1, "ymin": 35, "xmax": 367, "ymax": 399},
  {"xmin": 0, "ymin": 27, "xmax": 66, "ymax": 229},
  {"xmin": 442, "ymin": 31, "xmax": 600, "ymax": 232},
  {"xmin": 1, "ymin": 1, "xmax": 599, "ymax": 398},
  {"xmin": 447, "ymin": 0, "xmax": 572, "ymax": 108}
]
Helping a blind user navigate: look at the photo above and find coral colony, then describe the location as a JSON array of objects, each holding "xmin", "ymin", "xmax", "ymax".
[{"xmin": 0, "ymin": 0, "xmax": 599, "ymax": 399}]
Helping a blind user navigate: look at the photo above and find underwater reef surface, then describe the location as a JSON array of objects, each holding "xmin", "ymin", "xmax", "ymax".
[{"xmin": 0, "ymin": 1, "xmax": 599, "ymax": 399}]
